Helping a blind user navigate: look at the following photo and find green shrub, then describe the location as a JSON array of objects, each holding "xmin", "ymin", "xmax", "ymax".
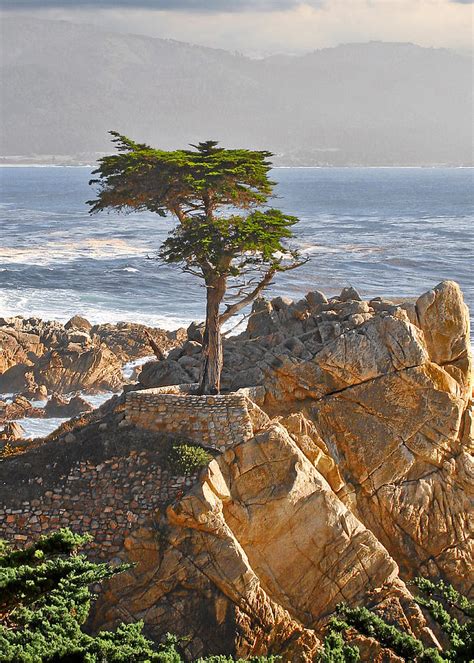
[
  {"xmin": 168, "ymin": 441, "xmax": 212, "ymax": 476},
  {"xmin": 0, "ymin": 529, "xmax": 163, "ymax": 662},
  {"xmin": 331, "ymin": 578, "xmax": 473, "ymax": 662},
  {"xmin": 316, "ymin": 620, "xmax": 360, "ymax": 662}
]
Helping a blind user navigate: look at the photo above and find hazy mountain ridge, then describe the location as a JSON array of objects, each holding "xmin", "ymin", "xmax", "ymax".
[{"xmin": 0, "ymin": 16, "xmax": 472, "ymax": 165}]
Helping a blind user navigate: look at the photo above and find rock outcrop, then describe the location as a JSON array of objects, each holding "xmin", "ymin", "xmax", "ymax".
[
  {"xmin": 0, "ymin": 316, "xmax": 184, "ymax": 395},
  {"xmin": 137, "ymin": 281, "xmax": 473, "ymax": 601},
  {"xmin": 91, "ymin": 322, "xmax": 186, "ymax": 363},
  {"xmin": 92, "ymin": 404, "xmax": 439, "ymax": 661},
  {"xmin": 43, "ymin": 393, "xmax": 93, "ymax": 418},
  {"xmin": 0, "ymin": 395, "xmax": 43, "ymax": 422},
  {"xmin": 1, "ymin": 281, "xmax": 471, "ymax": 660}
]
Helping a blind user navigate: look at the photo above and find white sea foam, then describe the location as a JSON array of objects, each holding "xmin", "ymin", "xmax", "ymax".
[
  {"xmin": 122, "ymin": 356, "xmax": 155, "ymax": 380},
  {"xmin": 0, "ymin": 239, "xmax": 148, "ymax": 266},
  {"xmin": 14, "ymin": 416, "xmax": 69, "ymax": 439},
  {"xmin": 0, "ymin": 288, "xmax": 192, "ymax": 329}
]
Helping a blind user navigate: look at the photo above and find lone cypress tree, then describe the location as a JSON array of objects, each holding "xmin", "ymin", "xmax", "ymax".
[{"xmin": 88, "ymin": 134, "xmax": 304, "ymax": 394}]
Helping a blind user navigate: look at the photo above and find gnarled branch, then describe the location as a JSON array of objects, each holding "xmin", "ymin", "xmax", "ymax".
[
  {"xmin": 219, "ymin": 268, "xmax": 275, "ymax": 324},
  {"xmin": 219, "ymin": 256, "xmax": 309, "ymax": 325}
]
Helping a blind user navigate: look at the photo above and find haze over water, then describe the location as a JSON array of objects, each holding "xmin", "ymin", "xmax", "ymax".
[{"xmin": 1, "ymin": 166, "xmax": 473, "ymax": 332}]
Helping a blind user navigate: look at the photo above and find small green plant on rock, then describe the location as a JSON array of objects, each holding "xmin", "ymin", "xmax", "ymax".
[{"xmin": 168, "ymin": 441, "xmax": 212, "ymax": 476}]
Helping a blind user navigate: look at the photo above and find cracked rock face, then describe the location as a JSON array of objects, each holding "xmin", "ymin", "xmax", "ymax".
[
  {"xmin": 109, "ymin": 281, "xmax": 472, "ymax": 659},
  {"xmin": 93, "ymin": 416, "xmax": 437, "ymax": 661}
]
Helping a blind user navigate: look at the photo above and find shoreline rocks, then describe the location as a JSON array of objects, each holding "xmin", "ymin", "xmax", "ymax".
[
  {"xmin": 0, "ymin": 281, "xmax": 472, "ymax": 660},
  {"xmin": 0, "ymin": 316, "xmax": 186, "ymax": 397}
]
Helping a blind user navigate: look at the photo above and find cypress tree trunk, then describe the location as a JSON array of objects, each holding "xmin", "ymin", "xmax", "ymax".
[{"xmin": 198, "ymin": 275, "xmax": 226, "ymax": 394}]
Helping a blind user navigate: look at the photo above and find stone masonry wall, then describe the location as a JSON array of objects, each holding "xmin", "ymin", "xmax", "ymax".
[
  {"xmin": 1, "ymin": 386, "xmax": 261, "ymax": 557},
  {"xmin": 0, "ymin": 424, "xmax": 198, "ymax": 558},
  {"xmin": 125, "ymin": 385, "xmax": 255, "ymax": 450}
]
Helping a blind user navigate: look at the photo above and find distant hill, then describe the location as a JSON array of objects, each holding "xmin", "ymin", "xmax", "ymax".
[{"xmin": 0, "ymin": 16, "xmax": 472, "ymax": 165}]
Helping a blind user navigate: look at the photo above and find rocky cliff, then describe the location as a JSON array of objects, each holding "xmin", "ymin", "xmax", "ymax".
[{"xmin": 1, "ymin": 281, "xmax": 472, "ymax": 661}]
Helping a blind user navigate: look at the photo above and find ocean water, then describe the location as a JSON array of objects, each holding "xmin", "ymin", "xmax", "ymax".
[
  {"xmin": 1, "ymin": 166, "xmax": 472, "ymax": 438},
  {"xmin": 1, "ymin": 166, "xmax": 473, "ymax": 330}
]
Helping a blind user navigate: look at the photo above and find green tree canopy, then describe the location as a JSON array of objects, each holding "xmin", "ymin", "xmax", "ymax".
[
  {"xmin": 0, "ymin": 529, "xmax": 163, "ymax": 662},
  {"xmin": 89, "ymin": 134, "xmax": 305, "ymax": 394}
]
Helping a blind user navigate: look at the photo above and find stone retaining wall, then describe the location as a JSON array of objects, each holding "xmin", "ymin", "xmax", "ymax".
[
  {"xmin": 1, "ymin": 385, "xmax": 264, "ymax": 556},
  {"xmin": 125, "ymin": 385, "xmax": 255, "ymax": 450},
  {"xmin": 0, "ymin": 435, "xmax": 196, "ymax": 558}
]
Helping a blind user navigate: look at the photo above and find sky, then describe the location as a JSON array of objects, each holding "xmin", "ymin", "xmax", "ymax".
[{"xmin": 1, "ymin": 0, "xmax": 473, "ymax": 55}]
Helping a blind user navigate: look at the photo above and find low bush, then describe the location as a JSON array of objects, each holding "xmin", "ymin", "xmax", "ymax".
[
  {"xmin": 168, "ymin": 441, "xmax": 212, "ymax": 476},
  {"xmin": 327, "ymin": 577, "xmax": 473, "ymax": 662}
]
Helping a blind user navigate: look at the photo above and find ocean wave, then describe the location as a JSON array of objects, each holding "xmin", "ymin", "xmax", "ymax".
[
  {"xmin": 0, "ymin": 287, "xmax": 193, "ymax": 329},
  {"xmin": 0, "ymin": 239, "xmax": 148, "ymax": 266}
]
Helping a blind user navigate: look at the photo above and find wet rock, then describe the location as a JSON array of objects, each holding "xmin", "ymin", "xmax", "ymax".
[{"xmin": 44, "ymin": 393, "xmax": 93, "ymax": 418}]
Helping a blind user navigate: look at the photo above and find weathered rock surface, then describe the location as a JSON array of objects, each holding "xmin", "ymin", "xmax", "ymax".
[
  {"xmin": 0, "ymin": 326, "xmax": 43, "ymax": 373},
  {"xmin": 1, "ymin": 280, "xmax": 471, "ymax": 660},
  {"xmin": 0, "ymin": 316, "xmax": 184, "ymax": 395},
  {"xmin": 137, "ymin": 281, "xmax": 473, "ymax": 600},
  {"xmin": 92, "ymin": 413, "xmax": 439, "ymax": 660},
  {"xmin": 32, "ymin": 344, "xmax": 124, "ymax": 394}
]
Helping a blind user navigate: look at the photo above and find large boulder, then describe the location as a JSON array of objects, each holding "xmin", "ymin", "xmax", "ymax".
[
  {"xmin": 416, "ymin": 280, "xmax": 470, "ymax": 365},
  {"xmin": 64, "ymin": 315, "xmax": 92, "ymax": 332},
  {"xmin": 32, "ymin": 345, "xmax": 123, "ymax": 394},
  {"xmin": 43, "ymin": 393, "xmax": 93, "ymax": 418}
]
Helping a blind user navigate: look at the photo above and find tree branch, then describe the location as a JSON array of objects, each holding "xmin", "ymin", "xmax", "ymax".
[
  {"xmin": 219, "ymin": 268, "xmax": 275, "ymax": 324},
  {"xmin": 218, "ymin": 256, "xmax": 308, "ymax": 325},
  {"xmin": 144, "ymin": 330, "xmax": 165, "ymax": 361}
]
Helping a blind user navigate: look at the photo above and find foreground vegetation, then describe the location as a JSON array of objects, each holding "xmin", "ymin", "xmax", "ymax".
[{"xmin": 0, "ymin": 530, "xmax": 472, "ymax": 662}]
